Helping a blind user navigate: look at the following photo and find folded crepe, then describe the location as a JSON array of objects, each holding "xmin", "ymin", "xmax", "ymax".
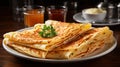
[
  {"xmin": 3, "ymin": 20, "xmax": 91, "ymax": 51},
  {"xmin": 46, "ymin": 27, "xmax": 114, "ymax": 59},
  {"xmin": 3, "ymin": 26, "xmax": 114, "ymax": 59}
]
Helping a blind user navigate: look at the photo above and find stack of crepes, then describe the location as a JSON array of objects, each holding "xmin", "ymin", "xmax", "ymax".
[{"xmin": 3, "ymin": 20, "xmax": 114, "ymax": 59}]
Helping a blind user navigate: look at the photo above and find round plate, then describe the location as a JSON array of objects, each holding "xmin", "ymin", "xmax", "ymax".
[
  {"xmin": 2, "ymin": 27, "xmax": 117, "ymax": 63},
  {"xmin": 73, "ymin": 12, "xmax": 120, "ymax": 26}
]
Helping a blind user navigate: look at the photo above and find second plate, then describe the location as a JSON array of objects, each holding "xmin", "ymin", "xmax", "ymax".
[{"xmin": 73, "ymin": 12, "xmax": 120, "ymax": 26}]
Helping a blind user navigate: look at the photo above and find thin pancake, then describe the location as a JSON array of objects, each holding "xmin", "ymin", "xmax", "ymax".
[
  {"xmin": 6, "ymin": 42, "xmax": 47, "ymax": 58},
  {"xmin": 46, "ymin": 27, "xmax": 114, "ymax": 59},
  {"xmin": 3, "ymin": 27, "xmax": 114, "ymax": 59},
  {"xmin": 4, "ymin": 20, "xmax": 91, "ymax": 51}
]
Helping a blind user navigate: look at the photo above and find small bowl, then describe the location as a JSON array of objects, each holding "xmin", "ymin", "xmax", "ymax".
[{"xmin": 82, "ymin": 8, "xmax": 106, "ymax": 22}]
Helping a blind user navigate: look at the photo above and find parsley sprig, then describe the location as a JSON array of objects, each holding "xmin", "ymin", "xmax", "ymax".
[{"xmin": 39, "ymin": 25, "xmax": 57, "ymax": 38}]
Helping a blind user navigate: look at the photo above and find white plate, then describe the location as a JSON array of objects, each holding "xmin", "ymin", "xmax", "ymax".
[
  {"xmin": 2, "ymin": 27, "xmax": 117, "ymax": 63},
  {"xmin": 73, "ymin": 12, "xmax": 120, "ymax": 26}
]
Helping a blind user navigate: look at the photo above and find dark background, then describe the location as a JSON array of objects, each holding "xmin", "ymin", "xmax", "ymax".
[
  {"xmin": 0, "ymin": 0, "xmax": 100, "ymax": 9},
  {"xmin": 0, "ymin": 0, "xmax": 119, "ymax": 7},
  {"xmin": 0, "ymin": 0, "xmax": 119, "ymax": 11},
  {"xmin": 0, "ymin": 0, "xmax": 119, "ymax": 21}
]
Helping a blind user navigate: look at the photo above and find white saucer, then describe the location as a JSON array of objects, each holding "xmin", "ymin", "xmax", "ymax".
[{"xmin": 73, "ymin": 12, "xmax": 120, "ymax": 26}]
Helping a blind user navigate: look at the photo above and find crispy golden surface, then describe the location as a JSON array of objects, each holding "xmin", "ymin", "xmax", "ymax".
[
  {"xmin": 3, "ymin": 20, "xmax": 91, "ymax": 51},
  {"xmin": 3, "ymin": 20, "xmax": 114, "ymax": 59}
]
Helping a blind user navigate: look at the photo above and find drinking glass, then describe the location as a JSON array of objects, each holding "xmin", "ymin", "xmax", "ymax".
[
  {"xmin": 47, "ymin": 5, "xmax": 67, "ymax": 22},
  {"xmin": 24, "ymin": 5, "xmax": 45, "ymax": 27},
  {"xmin": 12, "ymin": 0, "xmax": 33, "ymax": 22}
]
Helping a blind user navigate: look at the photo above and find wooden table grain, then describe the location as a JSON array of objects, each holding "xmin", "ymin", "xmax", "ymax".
[{"xmin": 0, "ymin": 7, "xmax": 120, "ymax": 67}]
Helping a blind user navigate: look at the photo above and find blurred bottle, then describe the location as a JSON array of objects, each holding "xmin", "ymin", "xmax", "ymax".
[
  {"xmin": 108, "ymin": 3, "xmax": 116, "ymax": 19},
  {"xmin": 117, "ymin": 3, "xmax": 120, "ymax": 21}
]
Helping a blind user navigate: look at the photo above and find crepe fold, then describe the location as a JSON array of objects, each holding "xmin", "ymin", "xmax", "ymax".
[
  {"xmin": 3, "ymin": 20, "xmax": 91, "ymax": 52},
  {"xmin": 3, "ymin": 22, "xmax": 114, "ymax": 59}
]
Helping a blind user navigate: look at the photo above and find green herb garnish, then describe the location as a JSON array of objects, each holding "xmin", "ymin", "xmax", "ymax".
[{"xmin": 39, "ymin": 25, "xmax": 57, "ymax": 38}]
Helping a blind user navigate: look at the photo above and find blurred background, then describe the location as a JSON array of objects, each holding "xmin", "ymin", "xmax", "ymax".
[
  {"xmin": 1, "ymin": 0, "xmax": 119, "ymax": 8},
  {"xmin": 0, "ymin": 0, "xmax": 119, "ymax": 22}
]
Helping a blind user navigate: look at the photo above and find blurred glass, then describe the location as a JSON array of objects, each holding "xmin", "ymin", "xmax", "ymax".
[
  {"xmin": 24, "ymin": 5, "xmax": 45, "ymax": 27},
  {"xmin": 63, "ymin": 1, "xmax": 78, "ymax": 22},
  {"xmin": 117, "ymin": 3, "xmax": 120, "ymax": 22},
  {"xmin": 108, "ymin": 3, "xmax": 116, "ymax": 19},
  {"xmin": 47, "ymin": 5, "xmax": 67, "ymax": 22},
  {"xmin": 64, "ymin": 1, "xmax": 78, "ymax": 10},
  {"xmin": 12, "ymin": 0, "xmax": 33, "ymax": 22}
]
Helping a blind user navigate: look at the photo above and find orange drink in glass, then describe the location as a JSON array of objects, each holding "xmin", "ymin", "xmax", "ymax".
[{"xmin": 24, "ymin": 6, "xmax": 45, "ymax": 27}]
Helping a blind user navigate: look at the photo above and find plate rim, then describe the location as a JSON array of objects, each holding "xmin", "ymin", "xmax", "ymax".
[
  {"xmin": 2, "ymin": 39, "xmax": 117, "ymax": 63},
  {"xmin": 73, "ymin": 12, "xmax": 120, "ymax": 26}
]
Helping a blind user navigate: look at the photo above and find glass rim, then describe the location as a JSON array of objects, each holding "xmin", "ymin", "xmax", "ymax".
[
  {"xmin": 32, "ymin": 5, "xmax": 45, "ymax": 9},
  {"xmin": 26, "ymin": 5, "xmax": 45, "ymax": 11},
  {"xmin": 47, "ymin": 5, "xmax": 67, "ymax": 10}
]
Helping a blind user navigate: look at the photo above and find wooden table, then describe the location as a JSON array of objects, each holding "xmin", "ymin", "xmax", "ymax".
[{"xmin": 0, "ymin": 7, "xmax": 120, "ymax": 67}]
